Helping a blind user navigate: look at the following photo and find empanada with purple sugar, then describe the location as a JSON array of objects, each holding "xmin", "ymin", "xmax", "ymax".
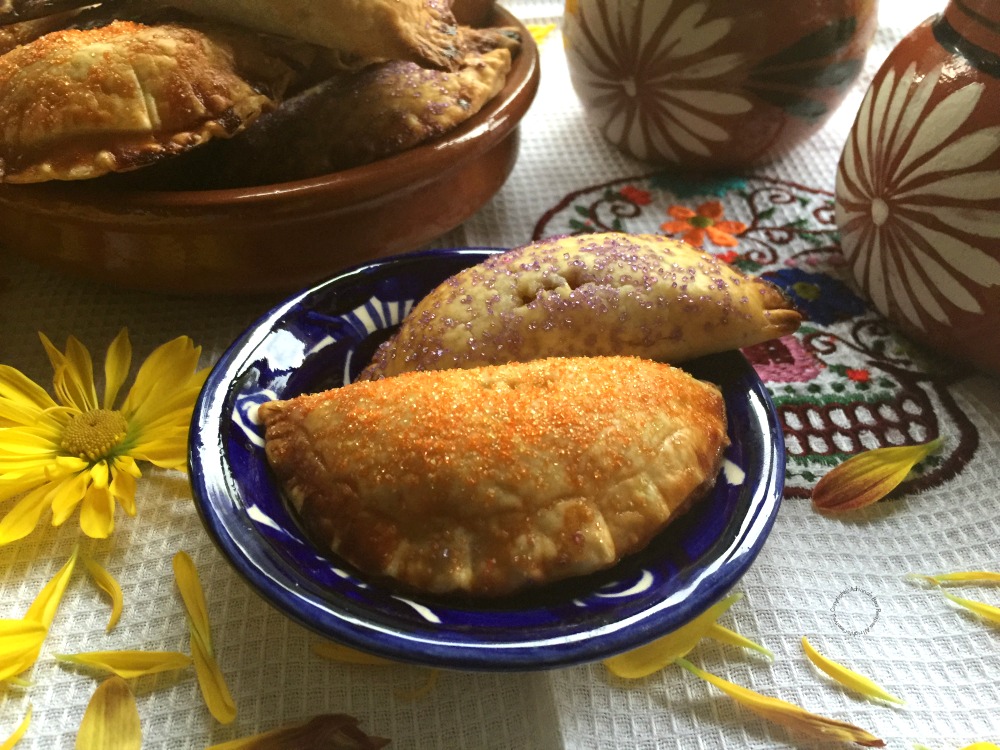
[
  {"xmin": 361, "ymin": 232, "xmax": 802, "ymax": 379},
  {"xmin": 259, "ymin": 356, "xmax": 728, "ymax": 597}
]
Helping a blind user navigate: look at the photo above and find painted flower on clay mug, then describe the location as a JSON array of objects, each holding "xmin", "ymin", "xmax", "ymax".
[
  {"xmin": 835, "ymin": 0, "xmax": 1000, "ymax": 374},
  {"xmin": 563, "ymin": 0, "xmax": 876, "ymax": 170}
]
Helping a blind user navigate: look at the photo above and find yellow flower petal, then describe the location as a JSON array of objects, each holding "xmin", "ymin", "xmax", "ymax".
[
  {"xmin": 707, "ymin": 623, "xmax": 774, "ymax": 660},
  {"xmin": 49, "ymin": 471, "xmax": 92, "ymax": 527},
  {"xmin": 79, "ymin": 483, "xmax": 115, "ymax": 539},
  {"xmin": 0, "ymin": 484, "xmax": 53, "ymax": 546},
  {"xmin": 206, "ymin": 714, "xmax": 390, "ymax": 750},
  {"xmin": 0, "ymin": 621, "xmax": 47, "ymax": 682},
  {"xmin": 527, "ymin": 23, "xmax": 556, "ymax": 44},
  {"xmin": 110, "ymin": 466, "xmax": 138, "ymax": 518},
  {"xmin": 603, "ymin": 593, "xmax": 741, "ymax": 679},
  {"xmin": 0, "ymin": 362, "xmax": 57, "ymax": 424},
  {"xmin": 39, "ymin": 333, "xmax": 98, "ymax": 412},
  {"xmin": 190, "ymin": 634, "xmax": 237, "ymax": 725},
  {"xmin": 56, "ymin": 651, "xmax": 192, "ymax": 679},
  {"xmin": 0, "ymin": 704, "xmax": 31, "ymax": 749},
  {"xmin": 940, "ymin": 590, "xmax": 1000, "ymax": 626},
  {"xmin": 102, "ymin": 329, "xmax": 132, "ymax": 411},
  {"xmin": 909, "ymin": 571, "xmax": 1000, "ymax": 586},
  {"xmin": 675, "ymin": 658, "xmax": 886, "ymax": 747},
  {"xmin": 122, "ymin": 337, "xmax": 204, "ymax": 427},
  {"xmin": 26, "ymin": 547, "xmax": 79, "ymax": 627},
  {"xmin": 82, "ymin": 556, "xmax": 124, "ymax": 632},
  {"xmin": 173, "ymin": 551, "xmax": 237, "ymax": 724},
  {"xmin": 801, "ymin": 636, "xmax": 904, "ymax": 705},
  {"xmin": 311, "ymin": 642, "xmax": 395, "ymax": 666},
  {"xmin": 75, "ymin": 676, "xmax": 141, "ymax": 750},
  {"xmin": 812, "ymin": 438, "xmax": 942, "ymax": 512}
]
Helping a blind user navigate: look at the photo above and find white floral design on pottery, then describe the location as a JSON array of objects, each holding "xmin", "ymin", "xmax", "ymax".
[
  {"xmin": 836, "ymin": 62, "xmax": 1000, "ymax": 334},
  {"xmin": 563, "ymin": 0, "xmax": 752, "ymax": 163}
]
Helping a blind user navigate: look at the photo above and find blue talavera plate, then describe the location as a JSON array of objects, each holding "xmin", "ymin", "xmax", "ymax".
[{"xmin": 189, "ymin": 248, "xmax": 784, "ymax": 671}]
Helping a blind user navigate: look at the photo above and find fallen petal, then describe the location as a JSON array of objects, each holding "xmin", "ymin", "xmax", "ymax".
[
  {"xmin": 191, "ymin": 629, "xmax": 237, "ymax": 725},
  {"xmin": 0, "ymin": 704, "xmax": 30, "ymax": 749},
  {"xmin": 82, "ymin": 555, "xmax": 124, "ymax": 632},
  {"xmin": 75, "ymin": 677, "xmax": 142, "ymax": 750},
  {"xmin": 0, "ymin": 621, "xmax": 47, "ymax": 683},
  {"xmin": 311, "ymin": 642, "xmax": 395, "ymax": 666},
  {"xmin": 909, "ymin": 571, "xmax": 1000, "ymax": 586},
  {"xmin": 707, "ymin": 623, "xmax": 774, "ymax": 660},
  {"xmin": 56, "ymin": 651, "xmax": 192, "ymax": 679},
  {"xmin": 26, "ymin": 546, "xmax": 79, "ymax": 627},
  {"xmin": 603, "ymin": 593, "xmax": 741, "ymax": 679},
  {"xmin": 675, "ymin": 658, "xmax": 885, "ymax": 747},
  {"xmin": 206, "ymin": 714, "xmax": 390, "ymax": 750},
  {"xmin": 801, "ymin": 637, "xmax": 904, "ymax": 705},
  {"xmin": 812, "ymin": 438, "xmax": 942, "ymax": 512},
  {"xmin": 172, "ymin": 551, "xmax": 236, "ymax": 724},
  {"xmin": 940, "ymin": 590, "xmax": 1000, "ymax": 626}
]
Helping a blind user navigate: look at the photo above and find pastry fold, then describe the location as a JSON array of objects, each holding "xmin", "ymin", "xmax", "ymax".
[
  {"xmin": 0, "ymin": 20, "xmax": 306, "ymax": 182},
  {"xmin": 259, "ymin": 356, "xmax": 728, "ymax": 597},
  {"xmin": 362, "ymin": 232, "xmax": 802, "ymax": 379},
  {"xmin": 155, "ymin": 0, "xmax": 459, "ymax": 68}
]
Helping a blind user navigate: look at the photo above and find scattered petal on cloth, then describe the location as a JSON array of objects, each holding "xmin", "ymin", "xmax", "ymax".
[
  {"xmin": 0, "ymin": 622, "xmax": 46, "ymax": 683},
  {"xmin": 526, "ymin": 23, "xmax": 556, "ymax": 44},
  {"xmin": 603, "ymin": 594, "xmax": 741, "ymax": 679},
  {"xmin": 82, "ymin": 555, "xmax": 123, "ymax": 632},
  {"xmin": 707, "ymin": 623, "xmax": 774, "ymax": 660},
  {"xmin": 938, "ymin": 590, "xmax": 1000, "ymax": 627},
  {"xmin": 674, "ymin": 658, "xmax": 886, "ymax": 747},
  {"xmin": 909, "ymin": 571, "xmax": 1000, "ymax": 586},
  {"xmin": 801, "ymin": 636, "xmax": 904, "ymax": 705},
  {"xmin": 205, "ymin": 713, "xmax": 390, "ymax": 750},
  {"xmin": 0, "ymin": 704, "xmax": 31, "ymax": 749},
  {"xmin": 812, "ymin": 438, "xmax": 943, "ymax": 512},
  {"xmin": 56, "ymin": 650, "xmax": 192, "ymax": 679},
  {"xmin": 173, "ymin": 551, "xmax": 237, "ymax": 724},
  {"xmin": 75, "ymin": 676, "xmax": 142, "ymax": 750}
]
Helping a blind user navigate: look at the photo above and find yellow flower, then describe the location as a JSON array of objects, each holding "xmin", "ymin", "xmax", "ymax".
[
  {"xmin": 0, "ymin": 330, "xmax": 207, "ymax": 543},
  {"xmin": 675, "ymin": 658, "xmax": 886, "ymax": 747}
]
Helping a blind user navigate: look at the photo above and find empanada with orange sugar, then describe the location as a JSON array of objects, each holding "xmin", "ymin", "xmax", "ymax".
[
  {"xmin": 0, "ymin": 20, "xmax": 305, "ymax": 183},
  {"xmin": 259, "ymin": 356, "xmax": 728, "ymax": 597},
  {"xmin": 361, "ymin": 232, "xmax": 802, "ymax": 379}
]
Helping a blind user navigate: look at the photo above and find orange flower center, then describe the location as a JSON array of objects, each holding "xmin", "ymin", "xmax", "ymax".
[{"xmin": 60, "ymin": 409, "xmax": 128, "ymax": 462}]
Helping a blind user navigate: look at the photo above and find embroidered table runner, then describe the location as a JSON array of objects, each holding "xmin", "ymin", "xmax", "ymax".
[{"xmin": 1, "ymin": 1, "xmax": 998, "ymax": 748}]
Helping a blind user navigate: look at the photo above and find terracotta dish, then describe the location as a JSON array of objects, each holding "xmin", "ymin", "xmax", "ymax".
[{"xmin": 0, "ymin": 6, "xmax": 538, "ymax": 295}]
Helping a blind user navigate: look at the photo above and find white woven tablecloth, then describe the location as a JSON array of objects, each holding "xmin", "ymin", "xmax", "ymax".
[{"xmin": 2, "ymin": 2, "xmax": 999, "ymax": 748}]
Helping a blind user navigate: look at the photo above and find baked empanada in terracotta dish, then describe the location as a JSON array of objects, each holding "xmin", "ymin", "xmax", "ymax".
[
  {"xmin": 155, "ymin": 0, "xmax": 458, "ymax": 68},
  {"xmin": 259, "ymin": 356, "xmax": 728, "ymax": 597},
  {"xmin": 0, "ymin": 20, "xmax": 306, "ymax": 183},
  {"xmin": 361, "ymin": 232, "xmax": 802, "ymax": 379}
]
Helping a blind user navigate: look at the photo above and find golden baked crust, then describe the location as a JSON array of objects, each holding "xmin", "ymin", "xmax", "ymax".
[
  {"xmin": 181, "ymin": 46, "xmax": 513, "ymax": 185},
  {"xmin": 259, "ymin": 356, "xmax": 728, "ymax": 597},
  {"xmin": 361, "ymin": 232, "xmax": 802, "ymax": 379},
  {"xmin": 0, "ymin": 20, "xmax": 301, "ymax": 183},
  {"xmin": 157, "ymin": 0, "xmax": 459, "ymax": 68}
]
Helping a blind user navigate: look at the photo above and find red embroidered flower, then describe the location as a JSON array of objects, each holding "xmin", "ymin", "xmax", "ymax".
[
  {"xmin": 716, "ymin": 249, "xmax": 739, "ymax": 264},
  {"xmin": 661, "ymin": 200, "xmax": 747, "ymax": 248},
  {"xmin": 619, "ymin": 185, "xmax": 652, "ymax": 205},
  {"xmin": 846, "ymin": 368, "xmax": 870, "ymax": 382}
]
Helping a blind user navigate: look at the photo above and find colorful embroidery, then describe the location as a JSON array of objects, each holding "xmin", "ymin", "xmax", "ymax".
[{"xmin": 533, "ymin": 173, "xmax": 978, "ymax": 499}]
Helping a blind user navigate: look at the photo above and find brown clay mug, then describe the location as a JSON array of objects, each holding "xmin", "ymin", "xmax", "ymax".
[
  {"xmin": 835, "ymin": 0, "xmax": 1000, "ymax": 374},
  {"xmin": 563, "ymin": 0, "xmax": 877, "ymax": 170}
]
